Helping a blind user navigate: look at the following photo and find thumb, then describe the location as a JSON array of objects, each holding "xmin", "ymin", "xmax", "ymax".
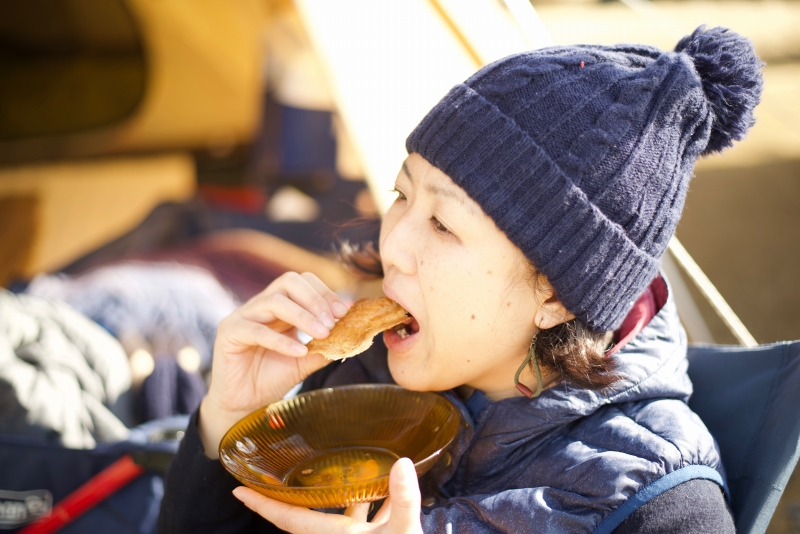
[
  {"xmin": 386, "ymin": 458, "xmax": 422, "ymax": 534},
  {"xmin": 296, "ymin": 352, "xmax": 332, "ymax": 381}
]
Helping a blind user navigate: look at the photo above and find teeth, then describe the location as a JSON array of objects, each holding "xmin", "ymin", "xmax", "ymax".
[{"xmin": 396, "ymin": 325, "xmax": 410, "ymax": 339}]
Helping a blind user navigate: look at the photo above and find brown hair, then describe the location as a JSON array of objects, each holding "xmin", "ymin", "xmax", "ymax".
[
  {"xmin": 528, "ymin": 269, "xmax": 620, "ymax": 391},
  {"xmin": 339, "ymin": 241, "xmax": 620, "ymax": 391}
]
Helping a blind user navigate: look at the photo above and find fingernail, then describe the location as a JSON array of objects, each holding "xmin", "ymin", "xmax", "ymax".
[
  {"xmin": 312, "ymin": 319, "xmax": 329, "ymax": 337},
  {"xmin": 291, "ymin": 342, "xmax": 307, "ymax": 355},
  {"xmin": 232, "ymin": 487, "xmax": 245, "ymax": 500},
  {"xmin": 332, "ymin": 302, "xmax": 348, "ymax": 317},
  {"xmin": 397, "ymin": 458, "xmax": 414, "ymax": 482},
  {"xmin": 319, "ymin": 312, "xmax": 335, "ymax": 329}
]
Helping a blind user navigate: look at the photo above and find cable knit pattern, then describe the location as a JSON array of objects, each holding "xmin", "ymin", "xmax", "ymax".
[{"xmin": 407, "ymin": 26, "xmax": 762, "ymax": 330}]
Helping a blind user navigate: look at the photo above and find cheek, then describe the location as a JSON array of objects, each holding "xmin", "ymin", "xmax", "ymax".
[
  {"xmin": 422, "ymin": 265, "xmax": 517, "ymax": 334},
  {"xmin": 421, "ymin": 272, "xmax": 521, "ymax": 353},
  {"xmin": 423, "ymin": 268, "xmax": 537, "ymax": 356},
  {"xmin": 418, "ymin": 260, "xmax": 474, "ymax": 331}
]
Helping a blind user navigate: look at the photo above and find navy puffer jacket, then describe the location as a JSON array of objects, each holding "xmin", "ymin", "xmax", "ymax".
[{"xmin": 305, "ymin": 276, "xmax": 725, "ymax": 533}]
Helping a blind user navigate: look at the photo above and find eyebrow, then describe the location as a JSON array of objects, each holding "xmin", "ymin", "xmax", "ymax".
[{"xmin": 401, "ymin": 162, "xmax": 477, "ymax": 215}]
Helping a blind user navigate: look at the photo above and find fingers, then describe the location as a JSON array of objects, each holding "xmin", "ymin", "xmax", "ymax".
[
  {"xmin": 245, "ymin": 272, "xmax": 348, "ymax": 334},
  {"xmin": 263, "ymin": 293, "xmax": 332, "ymax": 340},
  {"xmin": 344, "ymin": 502, "xmax": 370, "ymax": 521},
  {"xmin": 301, "ymin": 272, "xmax": 350, "ymax": 318},
  {"xmin": 221, "ymin": 317, "xmax": 307, "ymax": 356},
  {"xmin": 386, "ymin": 458, "xmax": 423, "ymax": 534},
  {"xmin": 278, "ymin": 272, "xmax": 339, "ymax": 327},
  {"xmin": 232, "ymin": 487, "xmax": 363, "ymax": 534}
]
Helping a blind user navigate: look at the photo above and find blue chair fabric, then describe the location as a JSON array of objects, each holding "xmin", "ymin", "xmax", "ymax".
[{"xmin": 687, "ymin": 341, "xmax": 800, "ymax": 534}]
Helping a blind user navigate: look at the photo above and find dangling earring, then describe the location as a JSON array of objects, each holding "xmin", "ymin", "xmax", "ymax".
[{"xmin": 515, "ymin": 337, "xmax": 543, "ymax": 398}]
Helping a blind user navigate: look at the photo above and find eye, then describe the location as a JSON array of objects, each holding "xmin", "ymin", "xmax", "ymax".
[
  {"xmin": 390, "ymin": 188, "xmax": 407, "ymax": 201},
  {"xmin": 430, "ymin": 216, "xmax": 452, "ymax": 235}
]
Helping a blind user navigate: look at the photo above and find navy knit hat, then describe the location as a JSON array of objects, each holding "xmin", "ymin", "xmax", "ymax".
[{"xmin": 406, "ymin": 26, "xmax": 763, "ymax": 331}]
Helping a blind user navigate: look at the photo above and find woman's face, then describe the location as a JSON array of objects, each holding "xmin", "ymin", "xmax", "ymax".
[{"xmin": 380, "ymin": 153, "xmax": 548, "ymax": 400}]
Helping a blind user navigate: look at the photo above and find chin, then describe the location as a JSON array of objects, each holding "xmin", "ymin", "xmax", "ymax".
[
  {"xmin": 388, "ymin": 354, "xmax": 460, "ymax": 393},
  {"xmin": 387, "ymin": 353, "xmax": 433, "ymax": 391}
]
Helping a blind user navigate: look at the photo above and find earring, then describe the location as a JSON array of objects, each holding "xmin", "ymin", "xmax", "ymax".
[{"xmin": 515, "ymin": 338, "xmax": 543, "ymax": 398}]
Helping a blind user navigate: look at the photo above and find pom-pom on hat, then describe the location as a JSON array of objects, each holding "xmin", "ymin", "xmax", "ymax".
[{"xmin": 406, "ymin": 25, "xmax": 763, "ymax": 331}]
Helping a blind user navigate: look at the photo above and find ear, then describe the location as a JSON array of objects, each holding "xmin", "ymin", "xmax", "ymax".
[{"xmin": 532, "ymin": 276, "xmax": 575, "ymax": 330}]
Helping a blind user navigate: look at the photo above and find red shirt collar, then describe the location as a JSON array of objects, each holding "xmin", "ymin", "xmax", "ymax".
[{"xmin": 607, "ymin": 275, "xmax": 669, "ymax": 356}]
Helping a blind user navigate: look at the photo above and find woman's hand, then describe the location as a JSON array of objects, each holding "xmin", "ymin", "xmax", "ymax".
[
  {"xmin": 199, "ymin": 272, "xmax": 349, "ymax": 457},
  {"xmin": 232, "ymin": 458, "xmax": 424, "ymax": 534}
]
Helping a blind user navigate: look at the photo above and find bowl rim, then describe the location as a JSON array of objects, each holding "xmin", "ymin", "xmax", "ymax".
[{"xmin": 218, "ymin": 384, "xmax": 462, "ymax": 493}]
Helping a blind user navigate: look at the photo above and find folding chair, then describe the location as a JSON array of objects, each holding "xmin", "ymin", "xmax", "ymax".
[{"xmin": 687, "ymin": 341, "xmax": 800, "ymax": 534}]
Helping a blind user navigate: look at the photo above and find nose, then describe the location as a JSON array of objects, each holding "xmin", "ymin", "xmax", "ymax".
[{"xmin": 379, "ymin": 208, "xmax": 418, "ymax": 277}]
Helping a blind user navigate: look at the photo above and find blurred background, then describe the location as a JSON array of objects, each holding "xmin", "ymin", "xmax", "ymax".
[{"xmin": 0, "ymin": 0, "xmax": 798, "ymax": 531}]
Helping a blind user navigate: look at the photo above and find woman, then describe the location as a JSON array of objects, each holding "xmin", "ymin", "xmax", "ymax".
[{"xmin": 159, "ymin": 26, "xmax": 762, "ymax": 533}]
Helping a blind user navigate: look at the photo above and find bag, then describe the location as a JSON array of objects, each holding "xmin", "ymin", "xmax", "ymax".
[{"xmin": 0, "ymin": 416, "xmax": 188, "ymax": 534}]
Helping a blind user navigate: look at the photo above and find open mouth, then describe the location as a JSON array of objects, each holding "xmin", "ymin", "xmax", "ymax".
[{"xmin": 391, "ymin": 314, "xmax": 420, "ymax": 339}]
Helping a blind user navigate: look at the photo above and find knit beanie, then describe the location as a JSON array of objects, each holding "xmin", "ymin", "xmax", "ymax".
[{"xmin": 406, "ymin": 26, "xmax": 763, "ymax": 331}]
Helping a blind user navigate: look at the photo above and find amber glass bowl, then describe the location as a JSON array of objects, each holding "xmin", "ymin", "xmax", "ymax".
[{"xmin": 219, "ymin": 384, "xmax": 461, "ymax": 508}]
